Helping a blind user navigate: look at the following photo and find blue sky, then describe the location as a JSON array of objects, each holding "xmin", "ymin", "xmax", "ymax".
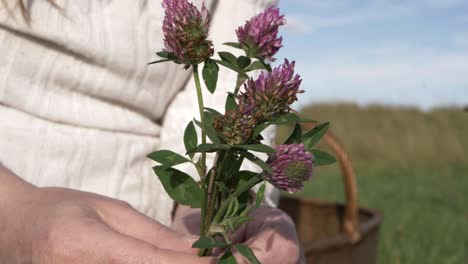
[{"xmin": 275, "ymin": 0, "xmax": 468, "ymax": 110}]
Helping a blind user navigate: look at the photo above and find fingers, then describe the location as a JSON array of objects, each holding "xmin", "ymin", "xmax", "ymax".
[
  {"xmin": 73, "ymin": 218, "xmax": 215, "ymax": 264},
  {"xmin": 95, "ymin": 200, "xmax": 199, "ymax": 254},
  {"xmin": 100, "ymin": 231, "xmax": 215, "ymax": 264}
]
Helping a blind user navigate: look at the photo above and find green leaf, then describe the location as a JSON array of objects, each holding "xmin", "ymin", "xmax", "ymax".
[
  {"xmin": 184, "ymin": 122, "xmax": 198, "ymax": 159},
  {"xmin": 284, "ymin": 124, "xmax": 303, "ymax": 144},
  {"xmin": 244, "ymin": 60, "xmax": 269, "ymax": 72},
  {"xmin": 235, "ymin": 171, "xmax": 263, "ymax": 206},
  {"xmin": 236, "ymin": 170, "xmax": 259, "ymax": 190},
  {"xmin": 202, "ymin": 59, "xmax": 219, "ymax": 94},
  {"xmin": 240, "ymin": 205, "xmax": 250, "ymax": 217},
  {"xmin": 237, "ymin": 56, "xmax": 251, "ymax": 69},
  {"xmin": 148, "ymin": 59, "xmax": 171, "ymax": 65},
  {"xmin": 219, "ymin": 250, "xmax": 237, "ymax": 264},
  {"xmin": 236, "ymin": 73, "xmax": 249, "ymax": 88},
  {"xmin": 220, "ymin": 151, "xmax": 244, "ymax": 183},
  {"xmin": 217, "ymin": 181, "xmax": 230, "ymax": 192},
  {"xmin": 146, "ymin": 150, "xmax": 191, "ymax": 168},
  {"xmin": 156, "ymin": 51, "xmax": 170, "ymax": 58},
  {"xmin": 237, "ymin": 191, "xmax": 250, "ymax": 213},
  {"xmin": 303, "ymin": 122, "xmax": 330, "ymax": 149},
  {"xmin": 218, "ymin": 52, "xmax": 239, "ymax": 66},
  {"xmin": 203, "ymin": 111, "xmax": 223, "ymax": 144},
  {"xmin": 253, "ymin": 123, "xmax": 269, "ymax": 138},
  {"xmin": 153, "ymin": 167, "xmax": 202, "ymax": 208},
  {"xmin": 223, "ymin": 42, "xmax": 242, "ymax": 49},
  {"xmin": 234, "ymin": 144, "xmax": 275, "ymax": 154},
  {"xmin": 156, "ymin": 51, "xmax": 177, "ymax": 60},
  {"xmin": 225, "ymin": 93, "xmax": 238, "ymax": 112},
  {"xmin": 204, "ymin": 107, "xmax": 223, "ymax": 117},
  {"xmin": 237, "ymin": 170, "xmax": 258, "ymax": 182},
  {"xmin": 223, "ymin": 215, "xmax": 251, "ymax": 232},
  {"xmin": 215, "ymin": 59, "xmax": 239, "ymax": 71},
  {"xmin": 192, "ymin": 236, "xmax": 228, "ymax": 249},
  {"xmin": 257, "ymin": 59, "xmax": 272, "ymax": 72},
  {"xmin": 234, "ymin": 170, "xmax": 259, "ymax": 211},
  {"xmin": 244, "ymin": 152, "xmax": 273, "ymax": 174},
  {"xmin": 310, "ymin": 149, "xmax": 337, "ymax": 166},
  {"xmin": 193, "ymin": 118, "xmax": 202, "ymax": 129},
  {"xmin": 188, "ymin": 143, "xmax": 231, "ymax": 153},
  {"xmin": 270, "ymin": 113, "xmax": 301, "ymax": 125},
  {"xmin": 235, "ymin": 170, "xmax": 258, "ymax": 193},
  {"xmin": 225, "ymin": 197, "xmax": 240, "ymax": 218},
  {"xmin": 253, "ymin": 113, "xmax": 300, "ymax": 137},
  {"xmin": 235, "ymin": 244, "xmax": 261, "ymax": 264},
  {"xmin": 255, "ymin": 183, "xmax": 266, "ymax": 208},
  {"xmin": 298, "ymin": 117, "xmax": 318, "ymax": 123},
  {"xmin": 215, "ymin": 59, "xmax": 249, "ymax": 79}
]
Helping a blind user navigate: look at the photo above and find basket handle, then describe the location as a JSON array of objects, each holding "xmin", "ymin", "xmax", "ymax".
[{"xmin": 301, "ymin": 122, "xmax": 361, "ymax": 243}]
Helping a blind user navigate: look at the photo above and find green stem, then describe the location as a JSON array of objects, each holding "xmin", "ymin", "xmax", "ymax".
[
  {"xmin": 205, "ymin": 167, "xmax": 217, "ymax": 231},
  {"xmin": 212, "ymin": 174, "xmax": 263, "ymax": 225},
  {"xmin": 192, "ymin": 64, "xmax": 207, "ymax": 177},
  {"xmin": 198, "ymin": 152, "xmax": 221, "ymax": 257},
  {"xmin": 221, "ymin": 232, "xmax": 232, "ymax": 245},
  {"xmin": 194, "ymin": 64, "xmax": 208, "ymax": 257},
  {"xmin": 198, "ymin": 190, "xmax": 207, "ymax": 244}
]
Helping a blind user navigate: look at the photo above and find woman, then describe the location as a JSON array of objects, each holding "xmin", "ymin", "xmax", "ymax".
[{"xmin": 0, "ymin": 0, "xmax": 301, "ymax": 263}]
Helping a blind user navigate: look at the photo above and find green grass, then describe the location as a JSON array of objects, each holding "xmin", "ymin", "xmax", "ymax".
[
  {"xmin": 278, "ymin": 104, "xmax": 468, "ymax": 263},
  {"xmin": 294, "ymin": 103, "xmax": 468, "ymax": 169},
  {"xmin": 292, "ymin": 165, "xmax": 468, "ymax": 264}
]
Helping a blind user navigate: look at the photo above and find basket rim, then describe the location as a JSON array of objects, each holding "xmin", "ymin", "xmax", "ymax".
[{"xmin": 279, "ymin": 196, "xmax": 382, "ymax": 252}]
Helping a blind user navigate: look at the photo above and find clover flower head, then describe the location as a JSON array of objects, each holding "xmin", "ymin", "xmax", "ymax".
[
  {"xmin": 237, "ymin": 59, "xmax": 302, "ymax": 121},
  {"xmin": 162, "ymin": 0, "xmax": 213, "ymax": 66},
  {"xmin": 266, "ymin": 144, "xmax": 313, "ymax": 193},
  {"xmin": 236, "ymin": 7, "xmax": 286, "ymax": 62},
  {"xmin": 213, "ymin": 110, "xmax": 257, "ymax": 145}
]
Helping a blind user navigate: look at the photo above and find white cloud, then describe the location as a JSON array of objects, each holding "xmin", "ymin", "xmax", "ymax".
[
  {"xmin": 283, "ymin": 15, "xmax": 311, "ymax": 33},
  {"xmin": 278, "ymin": 1, "xmax": 468, "ymax": 109},
  {"xmin": 302, "ymin": 45, "xmax": 468, "ymax": 86},
  {"xmin": 294, "ymin": 45, "xmax": 468, "ymax": 109}
]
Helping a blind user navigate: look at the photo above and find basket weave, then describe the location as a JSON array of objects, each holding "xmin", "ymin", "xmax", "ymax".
[{"xmin": 278, "ymin": 123, "xmax": 382, "ymax": 264}]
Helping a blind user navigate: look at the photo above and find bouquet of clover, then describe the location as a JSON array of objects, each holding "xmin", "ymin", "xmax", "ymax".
[{"xmin": 148, "ymin": 0, "xmax": 336, "ymax": 263}]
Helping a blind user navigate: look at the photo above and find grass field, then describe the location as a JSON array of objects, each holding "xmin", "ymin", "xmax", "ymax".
[{"xmin": 279, "ymin": 104, "xmax": 468, "ymax": 264}]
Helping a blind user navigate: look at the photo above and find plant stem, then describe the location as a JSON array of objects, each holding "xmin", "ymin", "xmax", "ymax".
[
  {"xmin": 193, "ymin": 64, "xmax": 208, "ymax": 257},
  {"xmin": 192, "ymin": 64, "xmax": 207, "ymax": 178},
  {"xmin": 205, "ymin": 167, "xmax": 217, "ymax": 230},
  {"xmin": 211, "ymin": 174, "xmax": 263, "ymax": 225},
  {"xmin": 221, "ymin": 232, "xmax": 232, "ymax": 245},
  {"xmin": 198, "ymin": 152, "xmax": 221, "ymax": 257}
]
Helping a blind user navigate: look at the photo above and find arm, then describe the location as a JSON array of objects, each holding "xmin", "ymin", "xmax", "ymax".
[{"xmin": 0, "ymin": 164, "xmax": 37, "ymax": 261}]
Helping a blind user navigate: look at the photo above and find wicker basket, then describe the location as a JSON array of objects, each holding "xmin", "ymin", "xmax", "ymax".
[{"xmin": 278, "ymin": 123, "xmax": 382, "ymax": 264}]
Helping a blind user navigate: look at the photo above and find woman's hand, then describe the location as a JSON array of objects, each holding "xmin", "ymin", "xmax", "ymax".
[
  {"xmin": 0, "ymin": 166, "xmax": 215, "ymax": 264},
  {"xmin": 172, "ymin": 205, "xmax": 305, "ymax": 264}
]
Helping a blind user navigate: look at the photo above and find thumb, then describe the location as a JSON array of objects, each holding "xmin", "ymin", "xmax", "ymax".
[{"xmin": 78, "ymin": 219, "xmax": 214, "ymax": 264}]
